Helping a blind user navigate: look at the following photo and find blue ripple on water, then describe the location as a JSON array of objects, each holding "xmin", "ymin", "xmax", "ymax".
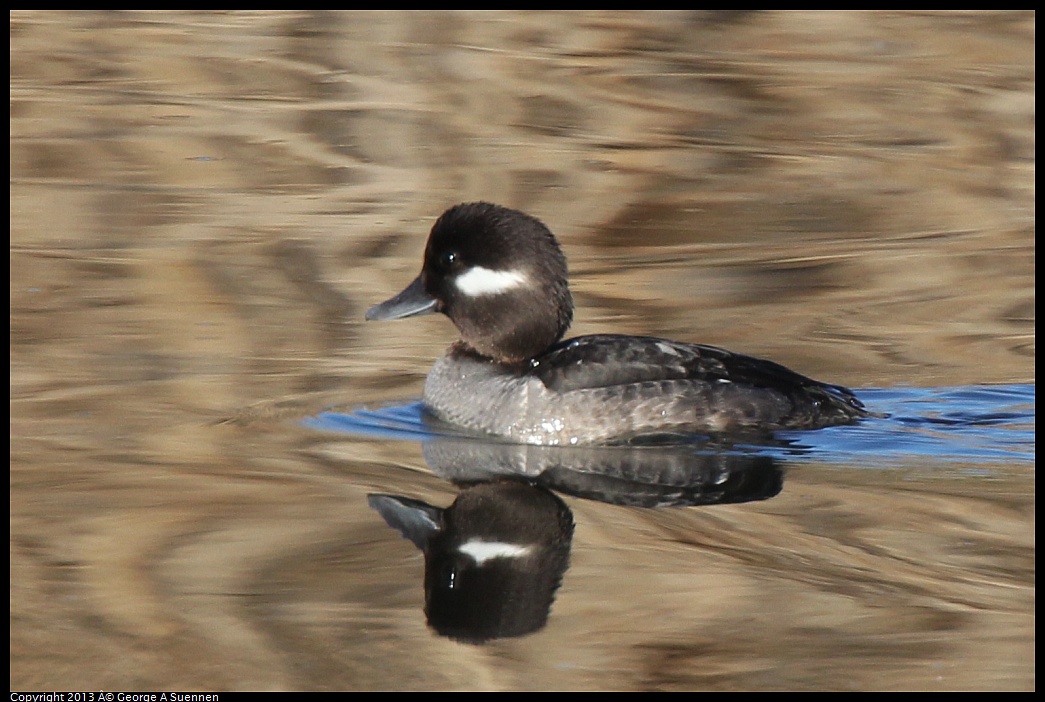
[{"xmin": 776, "ymin": 384, "xmax": 1035, "ymax": 466}]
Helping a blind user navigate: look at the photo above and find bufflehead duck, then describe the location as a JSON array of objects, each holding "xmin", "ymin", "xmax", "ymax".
[{"xmin": 366, "ymin": 202, "xmax": 868, "ymax": 445}]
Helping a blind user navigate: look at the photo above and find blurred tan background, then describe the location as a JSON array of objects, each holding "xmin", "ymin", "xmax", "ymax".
[{"xmin": 10, "ymin": 11, "xmax": 1034, "ymax": 691}]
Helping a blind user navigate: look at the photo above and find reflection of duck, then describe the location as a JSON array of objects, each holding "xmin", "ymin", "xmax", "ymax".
[
  {"xmin": 366, "ymin": 202, "xmax": 869, "ymax": 445},
  {"xmin": 361, "ymin": 418, "xmax": 785, "ymax": 642},
  {"xmin": 369, "ymin": 481, "xmax": 573, "ymax": 644},
  {"xmin": 421, "ymin": 436, "xmax": 784, "ymax": 508}
]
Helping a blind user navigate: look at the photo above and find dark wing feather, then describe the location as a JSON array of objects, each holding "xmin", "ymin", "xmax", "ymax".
[{"xmin": 533, "ymin": 334, "xmax": 865, "ymax": 412}]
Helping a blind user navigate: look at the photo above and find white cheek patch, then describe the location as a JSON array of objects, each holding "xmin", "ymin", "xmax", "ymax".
[
  {"xmin": 458, "ymin": 538, "xmax": 532, "ymax": 565},
  {"xmin": 455, "ymin": 266, "xmax": 529, "ymax": 297}
]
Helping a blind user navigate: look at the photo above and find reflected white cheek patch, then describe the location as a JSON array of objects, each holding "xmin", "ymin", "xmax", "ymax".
[
  {"xmin": 455, "ymin": 266, "xmax": 529, "ymax": 296},
  {"xmin": 458, "ymin": 538, "xmax": 532, "ymax": 564}
]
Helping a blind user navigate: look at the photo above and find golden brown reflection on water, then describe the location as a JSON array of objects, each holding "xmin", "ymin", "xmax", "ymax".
[{"xmin": 10, "ymin": 11, "xmax": 1034, "ymax": 691}]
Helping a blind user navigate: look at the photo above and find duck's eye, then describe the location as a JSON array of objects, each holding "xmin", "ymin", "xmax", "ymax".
[{"xmin": 439, "ymin": 250, "xmax": 458, "ymax": 271}]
